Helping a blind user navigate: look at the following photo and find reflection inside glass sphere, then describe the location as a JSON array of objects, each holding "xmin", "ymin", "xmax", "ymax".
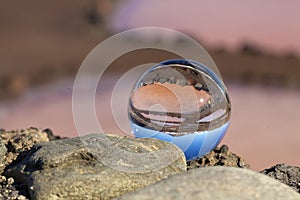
[{"xmin": 128, "ymin": 59, "xmax": 231, "ymax": 160}]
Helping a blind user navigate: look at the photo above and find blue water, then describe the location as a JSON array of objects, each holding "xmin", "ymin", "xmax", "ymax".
[{"xmin": 131, "ymin": 122, "xmax": 229, "ymax": 161}]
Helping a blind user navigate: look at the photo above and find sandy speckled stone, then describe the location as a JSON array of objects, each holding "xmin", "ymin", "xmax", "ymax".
[
  {"xmin": 118, "ymin": 167, "xmax": 300, "ymax": 200},
  {"xmin": 5, "ymin": 133, "xmax": 186, "ymax": 200}
]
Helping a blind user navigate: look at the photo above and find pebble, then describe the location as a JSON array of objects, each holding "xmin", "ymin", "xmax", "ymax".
[{"xmin": 0, "ymin": 175, "xmax": 28, "ymax": 200}]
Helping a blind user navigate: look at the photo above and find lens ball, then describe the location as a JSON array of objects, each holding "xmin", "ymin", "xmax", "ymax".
[{"xmin": 128, "ymin": 59, "xmax": 231, "ymax": 161}]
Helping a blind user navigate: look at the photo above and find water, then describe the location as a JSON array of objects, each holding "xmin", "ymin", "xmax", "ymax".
[
  {"xmin": 128, "ymin": 59, "xmax": 231, "ymax": 160},
  {"xmin": 1, "ymin": 77, "xmax": 300, "ymax": 169}
]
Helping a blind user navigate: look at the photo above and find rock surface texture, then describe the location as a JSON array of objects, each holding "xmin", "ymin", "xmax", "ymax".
[
  {"xmin": 0, "ymin": 139, "xmax": 7, "ymax": 164},
  {"xmin": 0, "ymin": 128, "xmax": 52, "ymax": 200},
  {"xmin": 187, "ymin": 144, "xmax": 250, "ymax": 170},
  {"xmin": 118, "ymin": 166, "xmax": 300, "ymax": 200},
  {"xmin": 0, "ymin": 175, "xmax": 27, "ymax": 200},
  {"xmin": 5, "ymin": 133, "xmax": 186, "ymax": 200},
  {"xmin": 261, "ymin": 163, "xmax": 300, "ymax": 193},
  {"xmin": 0, "ymin": 128, "xmax": 49, "ymax": 173}
]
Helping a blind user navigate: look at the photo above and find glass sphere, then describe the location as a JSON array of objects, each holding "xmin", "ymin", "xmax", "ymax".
[{"xmin": 128, "ymin": 59, "xmax": 231, "ymax": 160}]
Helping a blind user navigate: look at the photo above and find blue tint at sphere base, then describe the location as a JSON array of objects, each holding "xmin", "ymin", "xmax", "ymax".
[{"xmin": 131, "ymin": 122, "xmax": 229, "ymax": 161}]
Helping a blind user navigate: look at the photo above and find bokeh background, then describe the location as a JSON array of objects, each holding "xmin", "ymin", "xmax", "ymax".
[{"xmin": 0, "ymin": 0, "xmax": 300, "ymax": 171}]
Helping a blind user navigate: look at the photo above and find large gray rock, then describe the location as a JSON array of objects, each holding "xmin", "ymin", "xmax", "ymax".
[
  {"xmin": 5, "ymin": 133, "xmax": 186, "ymax": 200},
  {"xmin": 118, "ymin": 166, "xmax": 300, "ymax": 200}
]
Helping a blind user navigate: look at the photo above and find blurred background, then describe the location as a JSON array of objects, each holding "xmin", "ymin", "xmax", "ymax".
[{"xmin": 0, "ymin": 0, "xmax": 300, "ymax": 171}]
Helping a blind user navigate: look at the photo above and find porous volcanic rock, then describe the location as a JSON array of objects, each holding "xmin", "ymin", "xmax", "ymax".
[
  {"xmin": 0, "ymin": 128, "xmax": 50, "ymax": 173},
  {"xmin": 0, "ymin": 175, "xmax": 27, "ymax": 200},
  {"xmin": 187, "ymin": 144, "xmax": 250, "ymax": 170},
  {"xmin": 0, "ymin": 128, "xmax": 54, "ymax": 200},
  {"xmin": 260, "ymin": 163, "xmax": 300, "ymax": 193}
]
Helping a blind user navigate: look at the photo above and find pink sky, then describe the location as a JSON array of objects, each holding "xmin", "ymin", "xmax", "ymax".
[{"xmin": 110, "ymin": 0, "xmax": 300, "ymax": 54}]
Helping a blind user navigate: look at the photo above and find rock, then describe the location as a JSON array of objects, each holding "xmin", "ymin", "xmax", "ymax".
[
  {"xmin": 118, "ymin": 166, "xmax": 300, "ymax": 200},
  {"xmin": 5, "ymin": 133, "xmax": 186, "ymax": 200},
  {"xmin": 260, "ymin": 163, "xmax": 300, "ymax": 193},
  {"xmin": 0, "ymin": 176, "xmax": 28, "ymax": 200},
  {"xmin": 0, "ymin": 127, "xmax": 50, "ymax": 153},
  {"xmin": 0, "ymin": 128, "xmax": 52, "ymax": 199},
  {"xmin": 0, "ymin": 139, "xmax": 7, "ymax": 164},
  {"xmin": 42, "ymin": 128, "xmax": 65, "ymax": 141},
  {"xmin": 0, "ymin": 127, "xmax": 49, "ymax": 173},
  {"xmin": 187, "ymin": 144, "xmax": 250, "ymax": 170}
]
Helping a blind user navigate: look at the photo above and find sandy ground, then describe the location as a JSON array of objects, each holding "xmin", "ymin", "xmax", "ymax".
[{"xmin": 0, "ymin": 78, "xmax": 299, "ymax": 171}]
